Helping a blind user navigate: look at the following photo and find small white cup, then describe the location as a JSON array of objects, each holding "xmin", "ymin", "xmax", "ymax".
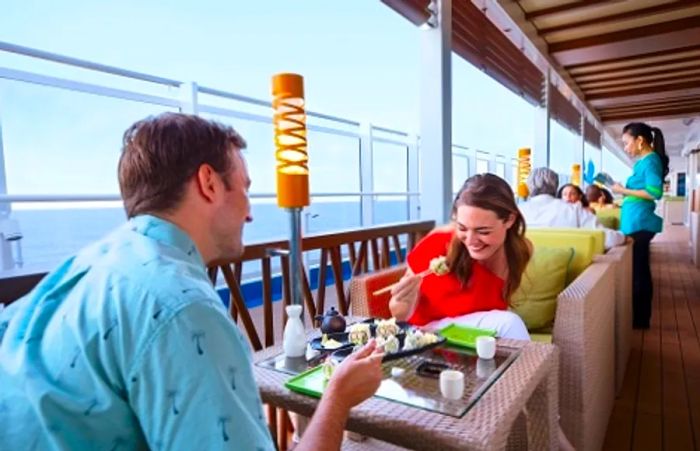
[
  {"xmin": 476, "ymin": 336, "xmax": 496, "ymax": 360},
  {"xmin": 439, "ymin": 370, "xmax": 465, "ymax": 400}
]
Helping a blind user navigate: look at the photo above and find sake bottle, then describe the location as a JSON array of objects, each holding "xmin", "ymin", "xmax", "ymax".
[{"xmin": 283, "ymin": 305, "xmax": 306, "ymax": 358}]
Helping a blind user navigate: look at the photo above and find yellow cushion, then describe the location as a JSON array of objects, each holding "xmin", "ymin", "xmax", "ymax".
[
  {"xmin": 511, "ymin": 246, "xmax": 573, "ymax": 330},
  {"xmin": 530, "ymin": 333, "xmax": 553, "ymax": 344},
  {"xmin": 526, "ymin": 228, "xmax": 604, "ymax": 281}
]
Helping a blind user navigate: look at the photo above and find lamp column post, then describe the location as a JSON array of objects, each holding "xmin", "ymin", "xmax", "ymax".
[{"xmin": 272, "ymin": 73, "xmax": 309, "ymax": 325}]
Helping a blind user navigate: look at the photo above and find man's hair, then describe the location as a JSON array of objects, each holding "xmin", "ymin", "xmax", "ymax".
[
  {"xmin": 118, "ymin": 113, "xmax": 247, "ymax": 218},
  {"xmin": 526, "ymin": 167, "xmax": 559, "ymax": 197}
]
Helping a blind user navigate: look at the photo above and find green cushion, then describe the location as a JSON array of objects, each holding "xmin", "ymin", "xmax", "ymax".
[
  {"xmin": 511, "ymin": 246, "xmax": 573, "ymax": 331},
  {"xmin": 526, "ymin": 228, "xmax": 603, "ymax": 282},
  {"xmin": 530, "ymin": 333, "xmax": 553, "ymax": 344},
  {"xmin": 596, "ymin": 209, "xmax": 621, "ymax": 230}
]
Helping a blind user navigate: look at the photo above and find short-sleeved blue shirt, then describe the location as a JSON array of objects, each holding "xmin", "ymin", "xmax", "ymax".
[
  {"xmin": 621, "ymin": 152, "xmax": 664, "ymax": 235},
  {"xmin": 0, "ymin": 215, "xmax": 274, "ymax": 450}
]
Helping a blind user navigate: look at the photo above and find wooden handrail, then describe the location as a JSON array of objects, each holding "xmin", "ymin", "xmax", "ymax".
[{"xmin": 209, "ymin": 220, "xmax": 435, "ymax": 351}]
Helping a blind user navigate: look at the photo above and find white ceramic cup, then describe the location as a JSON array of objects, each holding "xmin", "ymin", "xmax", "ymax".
[
  {"xmin": 439, "ymin": 370, "xmax": 465, "ymax": 400},
  {"xmin": 476, "ymin": 336, "xmax": 497, "ymax": 360}
]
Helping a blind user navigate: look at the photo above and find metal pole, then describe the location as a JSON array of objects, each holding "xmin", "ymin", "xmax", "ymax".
[{"xmin": 288, "ymin": 207, "xmax": 304, "ymax": 324}]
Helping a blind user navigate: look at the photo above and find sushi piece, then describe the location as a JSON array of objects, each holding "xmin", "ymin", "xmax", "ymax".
[{"xmin": 348, "ymin": 323, "xmax": 371, "ymax": 346}]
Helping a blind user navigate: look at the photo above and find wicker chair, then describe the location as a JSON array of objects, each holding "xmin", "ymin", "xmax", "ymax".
[{"xmin": 594, "ymin": 242, "xmax": 633, "ymax": 395}]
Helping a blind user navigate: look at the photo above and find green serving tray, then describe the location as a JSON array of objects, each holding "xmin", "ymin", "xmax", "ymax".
[
  {"xmin": 438, "ymin": 324, "xmax": 497, "ymax": 349},
  {"xmin": 285, "ymin": 366, "xmax": 328, "ymax": 398}
]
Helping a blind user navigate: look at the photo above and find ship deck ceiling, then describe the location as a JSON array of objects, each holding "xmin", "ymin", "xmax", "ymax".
[{"xmin": 511, "ymin": 0, "xmax": 700, "ymax": 154}]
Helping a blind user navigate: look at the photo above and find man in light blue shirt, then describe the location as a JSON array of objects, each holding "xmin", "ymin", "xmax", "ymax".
[{"xmin": 0, "ymin": 113, "xmax": 384, "ymax": 450}]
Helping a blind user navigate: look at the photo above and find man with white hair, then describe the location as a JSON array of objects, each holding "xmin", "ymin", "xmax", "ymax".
[{"xmin": 519, "ymin": 167, "xmax": 625, "ymax": 249}]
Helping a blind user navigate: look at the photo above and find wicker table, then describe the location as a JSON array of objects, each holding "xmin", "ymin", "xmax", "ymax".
[{"xmin": 253, "ymin": 339, "xmax": 559, "ymax": 451}]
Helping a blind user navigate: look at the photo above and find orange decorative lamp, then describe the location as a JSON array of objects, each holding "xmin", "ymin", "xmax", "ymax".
[
  {"xmin": 571, "ymin": 163, "xmax": 581, "ymax": 187},
  {"xmin": 272, "ymin": 73, "xmax": 309, "ymax": 208},
  {"xmin": 272, "ymin": 73, "xmax": 309, "ymax": 324},
  {"xmin": 517, "ymin": 148, "xmax": 531, "ymax": 199}
]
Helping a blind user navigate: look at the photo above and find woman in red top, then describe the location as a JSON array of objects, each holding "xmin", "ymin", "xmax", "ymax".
[{"xmin": 389, "ymin": 174, "xmax": 532, "ymax": 340}]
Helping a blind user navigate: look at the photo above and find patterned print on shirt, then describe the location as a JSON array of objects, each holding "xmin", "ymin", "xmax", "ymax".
[
  {"xmin": 192, "ymin": 331, "xmax": 205, "ymax": 355},
  {"xmin": 166, "ymin": 390, "xmax": 180, "ymax": 415},
  {"xmin": 227, "ymin": 366, "xmax": 236, "ymax": 390},
  {"xmin": 84, "ymin": 399, "xmax": 98, "ymax": 416},
  {"xmin": 103, "ymin": 318, "xmax": 118, "ymax": 340},
  {"xmin": 69, "ymin": 346, "xmax": 81, "ymax": 368},
  {"xmin": 218, "ymin": 416, "xmax": 231, "ymax": 442}
]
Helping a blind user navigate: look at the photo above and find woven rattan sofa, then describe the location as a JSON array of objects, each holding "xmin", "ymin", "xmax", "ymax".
[{"xmin": 348, "ymin": 230, "xmax": 619, "ymax": 451}]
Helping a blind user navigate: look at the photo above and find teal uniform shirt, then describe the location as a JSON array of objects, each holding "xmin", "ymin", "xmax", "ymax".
[
  {"xmin": 0, "ymin": 215, "xmax": 273, "ymax": 450},
  {"xmin": 620, "ymin": 152, "xmax": 664, "ymax": 235}
]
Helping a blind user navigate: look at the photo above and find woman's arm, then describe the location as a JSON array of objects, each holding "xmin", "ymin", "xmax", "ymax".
[
  {"xmin": 611, "ymin": 184, "xmax": 655, "ymax": 200},
  {"xmin": 388, "ymin": 268, "xmax": 421, "ymax": 321}
]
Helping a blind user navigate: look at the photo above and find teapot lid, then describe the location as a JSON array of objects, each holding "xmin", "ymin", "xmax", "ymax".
[{"xmin": 325, "ymin": 306, "xmax": 339, "ymax": 316}]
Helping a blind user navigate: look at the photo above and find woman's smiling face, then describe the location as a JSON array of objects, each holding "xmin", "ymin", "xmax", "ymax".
[{"xmin": 453, "ymin": 205, "xmax": 513, "ymax": 261}]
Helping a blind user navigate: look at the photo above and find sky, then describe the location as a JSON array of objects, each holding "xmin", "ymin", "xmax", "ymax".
[{"xmin": 0, "ymin": 0, "xmax": 630, "ymax": 198}]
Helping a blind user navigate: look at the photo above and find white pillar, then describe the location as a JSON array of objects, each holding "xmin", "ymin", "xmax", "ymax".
[
  {"xmin": 407, "ymin": 133, "xmax": 420, "ymax": 220},
  {"xmin": 419, "ymin": 0, "xmax": 452, "ymax": 224},
  {"xmin": 689, "ymin": 152, "xmax": 698, "ymax": 226},
  {"xmin": 579, "ymin": 116, "xmax": 586, "ymax": 176},
  {"xmin": 359, "ymin": 122, "xmax": 374, "ymax": 226},
  {"xmin": 180, "ymin": 81, "xmax": 199, "ymax": 115},
  {"xmin": 0, "ymin": 116, "xmax": 9, "ymax": 220},
  {"xmin": 533, "ymin": 71, "xmax": 551, "ymax": 170}
]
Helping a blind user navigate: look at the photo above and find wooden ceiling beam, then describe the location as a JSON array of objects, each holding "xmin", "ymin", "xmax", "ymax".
[
  {"xmin": 574, "ymin": 60, "xmax": 700, "ymax": 83},
  {"xmin": 550, "ymin": 17, "xmax": 700, "ymax": 53},
  {"xmin": 586, "ymin": 78, "xmax": 700, "ymax": 98},
  {"xmin": 598, "ymin": 103, "xmax": 700, "ymax": 118},
  {"xmin": 538, "ymin": 1, "xmax": 699, "ymax": 35},
  {"xmin": 578, "ymin": 69, "xmax": 700, "ymax": 90},
  {"xmin": 589, "ymin": 87, "xmax": 700, "ymax": 108},
  {"xmin": 523, "ymin": 0, "xmax": 621, "ymax": 20},
  {"xmin": 601, "ymin": 106, "xmax": 700, "ymax": 122},
  {"xmin": 587, "ymin": 81, "xmax": 700, "ymax": 100},
  {"xmin": 553, "ymin": 28, "xmax": 700, "ymax": 66},
  {"xmin": 598, "ymin": 98, "xmax": 700, "ymax": 114},
  {"xmin": 565, "ymin": 44, "xmax": 700, "ymax": 73}
]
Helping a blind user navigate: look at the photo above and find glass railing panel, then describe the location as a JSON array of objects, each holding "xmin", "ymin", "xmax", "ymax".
[
  {"xmin": 373, "ymin": 141, "xmax": 408, "ymax": 193},
  {"xmin": 372, "ymin": 195, "xmax": 409, "ymax": 225},
  {"xmin": 0, "ymin": 80, "xmax": 178, "ymax": 195}
]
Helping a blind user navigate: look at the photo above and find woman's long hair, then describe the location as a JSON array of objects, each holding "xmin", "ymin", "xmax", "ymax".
[
  {"xmin": 446, "ymin": 174, "xmax": 531, "ymax": 305},
  {"xmin": 622, "ymin": 122, "xmax": 670, "ymax": 178}
]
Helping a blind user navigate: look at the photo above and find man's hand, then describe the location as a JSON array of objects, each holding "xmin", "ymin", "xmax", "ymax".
[{"xmin": 324, "ymin": 339, "xmax": 384, "ymax": 410}]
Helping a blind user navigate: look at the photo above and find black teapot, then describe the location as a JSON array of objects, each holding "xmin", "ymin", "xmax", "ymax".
[{"xmin": 315, "ymin": 307, "xmax": 347, "ymax": 334}]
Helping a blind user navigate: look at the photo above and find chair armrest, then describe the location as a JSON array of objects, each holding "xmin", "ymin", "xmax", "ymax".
[
  {"xmin": 348, "ymin": 265, "xmax": 406, "ymax": 318},
  {"xmin": 594, "ymin": 242, "xmax": 633, "ymax": 395},
  {"xmin": 553, "ymin": 261, "xmax": 616, "ymax": 451}
]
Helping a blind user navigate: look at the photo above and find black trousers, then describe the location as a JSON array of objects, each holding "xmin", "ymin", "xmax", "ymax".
[{"xmin": 629, "ymin": 230, "xmax": 656, "ymax": 328}]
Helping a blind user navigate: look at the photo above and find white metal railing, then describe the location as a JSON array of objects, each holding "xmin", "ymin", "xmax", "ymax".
[{"xmin": 0, "ymin": 41, "xmax": 519, "ymax": 271}]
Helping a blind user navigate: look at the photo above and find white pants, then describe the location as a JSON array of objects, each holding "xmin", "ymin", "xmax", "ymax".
[{"xmin": 423, "ymin": 310, "xmax": 531, "ymax": 341}]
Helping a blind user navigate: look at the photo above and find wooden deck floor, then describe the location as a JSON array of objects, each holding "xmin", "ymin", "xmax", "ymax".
[{"xmin": 604, "ymin": 225, "xmax": 700, "ymax": 451}]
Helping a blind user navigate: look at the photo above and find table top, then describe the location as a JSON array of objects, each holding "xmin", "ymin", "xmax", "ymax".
[{"xmin": 253, "ymin": 338, "xmax": 558, "ymax": 451}]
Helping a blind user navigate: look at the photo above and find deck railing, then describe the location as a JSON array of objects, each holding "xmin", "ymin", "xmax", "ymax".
[{"xmin": 207, "ymin": 220, "xmax": 434, "ymax": 351}]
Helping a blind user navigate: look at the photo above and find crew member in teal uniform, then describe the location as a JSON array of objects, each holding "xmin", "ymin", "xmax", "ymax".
[{"xmin": 612, "ymin": 122, "xmax": 669, "ymax": 329}]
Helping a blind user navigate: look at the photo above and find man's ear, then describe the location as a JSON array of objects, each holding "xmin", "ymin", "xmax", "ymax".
[{"xmin": 195, "ymin": 164, "xmax": 218, "ymax": 203}]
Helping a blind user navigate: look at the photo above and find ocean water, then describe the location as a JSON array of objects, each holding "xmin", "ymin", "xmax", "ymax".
[{"xmin": 10, "ymin": 199, "xmax": 409, "ymax": 272}]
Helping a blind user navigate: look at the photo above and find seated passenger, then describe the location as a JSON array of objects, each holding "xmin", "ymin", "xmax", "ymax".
[
  {"xmin": 520, "ymin": 167, "xmax": 625, "ymax": 249},
  {"xmin": 586, "ymin": 184, "xmax": 616, "ymax": 211},
  {"xmin": 557, "ymin": 183, "xmax": 593, "ymax": 212},
  {"xmin": 0, "ymin": 113, "xmax": 383, "ymax": 450},
  {"xmin": 389, "ymin": 174, "xmax": 531, "ymax": 340}
]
